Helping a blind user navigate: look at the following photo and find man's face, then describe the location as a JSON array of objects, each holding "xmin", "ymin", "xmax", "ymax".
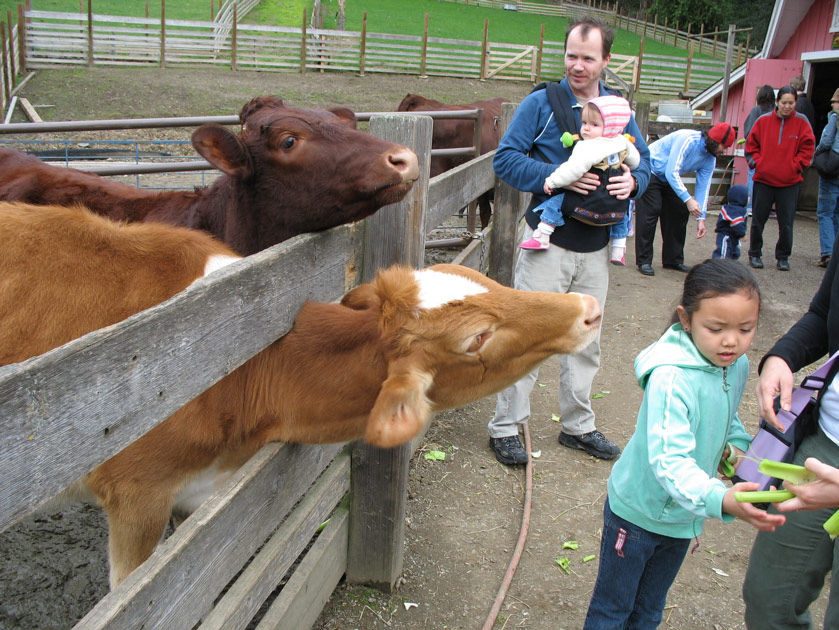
[{"xmin": 564, "ymin": 26, "xmax": 610, "ymax": 95}]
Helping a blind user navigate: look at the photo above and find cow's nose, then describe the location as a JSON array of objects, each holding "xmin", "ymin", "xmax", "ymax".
[
  {"xmin": 581, "ymin": 294, "xmax": 602, "ymax": 329},
  {"xmin": 389, "ymin": 147, "xmax": 420, "ymax": 182}
]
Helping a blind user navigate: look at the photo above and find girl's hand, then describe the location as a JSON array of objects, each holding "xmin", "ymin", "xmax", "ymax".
[
  {"xmin": 543, "ymin": 182, "xmax": 553, "ymax": 195},
  {"xmin": 722, "ymin": 483, "xmax": 786, "ymax": 531},
  {"xmin": 717, "ymin": 444, "xmax": 745, "ymax": 479},
  {"xmin": 696, "ymin": 218, "xmax": 707, "ymax": 239}
]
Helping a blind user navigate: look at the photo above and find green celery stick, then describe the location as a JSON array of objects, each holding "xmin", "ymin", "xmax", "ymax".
[
  {"xmin": 758, "ymin": 460, "xmax": 817, "ymax": 484},
  {"xmin": 735, "ymin": 490, "xmax": 795, "ymax": 503},
  {"xmin": 823, "ymin": 510, "xmax": 839, "ymax": 539},
  {"xmin": 720, "ymin": 459, "xmax": 736, "ymax": 478}
]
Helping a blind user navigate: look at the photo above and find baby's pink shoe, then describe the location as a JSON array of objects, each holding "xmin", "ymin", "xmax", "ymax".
[
  {"xmin": 519, "ymin": 229, "xmax": 550, "ymax": 250},
  {"xmin": 520, "ymin": 237, "xmax": 550, "ymax": 250}
]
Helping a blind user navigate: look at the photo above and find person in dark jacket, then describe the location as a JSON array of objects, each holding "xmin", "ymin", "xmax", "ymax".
[
  {"xmin": 742, "ymin": 236, "xmax": 839, "ymax": 628},
  {"xmin": 790, "ymin": 75, "xmax": 816, "ymax": 130},
  {"xmin": 745, "ymin": 85, "xmax": 815, "ymax": 271},
  {"xmin": 712, "ymin": 184, "xmax": 748, "ymax": 260}
]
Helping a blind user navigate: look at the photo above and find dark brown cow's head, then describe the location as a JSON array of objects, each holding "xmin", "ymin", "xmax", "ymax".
[{"xmin": 190, "ymin": 96, "xmax": 419, "ymax": 254}]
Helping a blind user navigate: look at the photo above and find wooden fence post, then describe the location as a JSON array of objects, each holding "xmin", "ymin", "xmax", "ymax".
[
  {"xmin": 662, "ymin": 16, "xmax": 667, "ymax": 43},
  {"xmin": 300, "ymin": 8, "xmax": 306, "ymax": 73},
  {"xmin": 480, "ymin": 18, "xmax": 488, "ymax": 81},
  {"xmin": 684, "ymin": 39, "xmax": 694, "ymax": 93},
  {"xmin": 699, "ymin": 24, "xmax": 704, "ymax": 56},
  {"xmin": 160, "ymin": 0, "xmax": 166, "ymax": 68},
  {"xmin": 673, "ymin": 20, "xmax": 678, "ymax": 46},
  {"xmin": 745, "ymin": 33, "xmax": 751, "ymax": 59},
  {"xmin": 358, "ymin": 11, "xmax": 366, "ymax": 76},
  {"xmin": 1, "ymin": 23, "xmax": 9, "ymax": 106},
  {"xmin": 652, "ymin": 13, "xmax": 657, "ymax": 40},
  {"xmin": 86, "ymin": 0, "xmax": 92, "ymax": 67},
  {"xmin": 210, "ymin": 0, "xmax": 214, "ymax": 21},
  {"xmin": 16, "ymin": 4, "xmax": 24, "ymax": 75},
  {"xmin": 633, "ymin": 34, "xmax": 644, "ymax": 93},
  {"xmin": 488, "ymin": 103, "xmax": 520, "ymax": 288},
  {"xmin": 419, "ymin": 13, "xmax": 428, "ymax": 78},
  {"xmin": 231, "ymin": 2, "xmax": 237, "ymax": 71},
  {"xmin": 535, "ymin": 23, "xmax": 544, "ymax": 84},
  {"xmin": 634, "ymin": 101, "xmax": 650, "ymax": 138},
  {"xmin": 347, "ymin": 113, "xmax": 433, "ymax": 591},
  {"xmin": 7, "ymin": 11, "xmax": 15, "ymax": 80}
]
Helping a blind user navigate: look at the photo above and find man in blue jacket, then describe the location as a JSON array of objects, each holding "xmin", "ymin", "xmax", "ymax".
[{"xmin": 488, "ymin": 16, "xmax": 651, "ymax": 465}]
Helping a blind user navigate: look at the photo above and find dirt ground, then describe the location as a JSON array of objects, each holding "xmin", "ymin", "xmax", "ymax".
[{"xmin": 0, "ymin": 68, "xmax": 832, "ymax": 629}]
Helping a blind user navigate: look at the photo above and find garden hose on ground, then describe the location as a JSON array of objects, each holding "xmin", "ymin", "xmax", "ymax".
[{"xmin": 480, "ymin": 422, "xmax": 533, "ymax": 630}]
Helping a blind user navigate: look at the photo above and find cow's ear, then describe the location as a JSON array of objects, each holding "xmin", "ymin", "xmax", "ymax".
[
  {"xmin": 364, "ymin": 360, "xmax": 433, "ymax": 448},
  {"xmin": 192, "ymin": 124, "xmax": 254, "ymax": 179},
  {"xmin": 327, "ymin": 107, "xmax": 358, "ymax": 129},
  {"xmin": 341, "ymin": 283, "xmax": 380, "ymax": 311}
]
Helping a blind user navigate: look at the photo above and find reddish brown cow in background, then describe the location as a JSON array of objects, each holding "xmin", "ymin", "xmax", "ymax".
[
  {"xmin": 0, "ymin": 96, "xmax": 419, "ymax": 255},
  {"xmin": 396, "ymin": 93, "xmax": 508, "ymax": 228},
  {"xmin": 0, "ymin": 202, "xmax": 601, "ymax": 588}
]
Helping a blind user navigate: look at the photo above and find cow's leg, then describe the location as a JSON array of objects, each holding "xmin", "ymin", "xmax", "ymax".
[{"xmin": 104, "ymin": 490, "xmax": 173, "ymax": 589}]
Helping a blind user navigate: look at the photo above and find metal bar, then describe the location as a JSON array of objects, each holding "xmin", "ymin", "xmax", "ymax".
[{"xmin": 0, "ymin": 110, "xmax": 482, "ymax": 134}]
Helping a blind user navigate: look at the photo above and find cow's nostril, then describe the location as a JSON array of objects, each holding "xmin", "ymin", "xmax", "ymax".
[
  {"xmin": 389, "ymin": 148, "xmax": 420, "ymax": 180},
  {"xmin": 583, "ymin": 295, "xmax": 602, "ymax": 327}
]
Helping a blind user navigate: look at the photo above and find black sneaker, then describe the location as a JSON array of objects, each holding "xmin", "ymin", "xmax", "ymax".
[
  {"xmin": 489, "ymin": 435, "xmax": 528, "ymax": 465},
  {"xmin": 559, "ymin": 430, "xmax": 620, "ymax": 460}
]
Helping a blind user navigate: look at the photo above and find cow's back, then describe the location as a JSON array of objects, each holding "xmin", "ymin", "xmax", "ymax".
[{"xmin": 0, "ymin": 202, "xmax": 237, "ymax": 364}]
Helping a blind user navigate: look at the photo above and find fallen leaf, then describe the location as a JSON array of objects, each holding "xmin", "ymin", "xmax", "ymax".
[
  {"xmin": 424, "ymin": 450, "xmax": 446, "ymax": 461},
  {"xmin": 555, "ymin": 557, "xmax": 571, "ymax": 574}
]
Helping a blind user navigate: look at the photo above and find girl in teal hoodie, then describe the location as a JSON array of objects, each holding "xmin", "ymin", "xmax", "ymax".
[{"xmin": 583, "ymin": 259, "xmax": 786, "ymax": 630}]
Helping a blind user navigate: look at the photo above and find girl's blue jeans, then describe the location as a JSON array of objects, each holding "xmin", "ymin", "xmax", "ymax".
[
  {"xmin": 817, "ymin": 177, "xmax": 839, "ymax": 258},
  {"xmin": 583, "ymin": 497, "xmax": 690, "ymax": 630}
]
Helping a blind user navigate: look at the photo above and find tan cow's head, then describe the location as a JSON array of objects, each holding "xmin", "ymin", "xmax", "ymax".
[{"xmin": 338, "ymin": 264, "xmax": 601, "ymax": 447}]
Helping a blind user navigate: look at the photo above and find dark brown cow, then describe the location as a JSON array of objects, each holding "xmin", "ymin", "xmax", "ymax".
[
  {"xmin": 0, "ymin": 96, "xmax": 419, "ymax": 255},
  {"xmin": 396, "ymin": 93, "xmax": 508, "ymax": 228},
  {"xmin": 1, "ymin": 202, "xmax": 601, "ymax": 588}
]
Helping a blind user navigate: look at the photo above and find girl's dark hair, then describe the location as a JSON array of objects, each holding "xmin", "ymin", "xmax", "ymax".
[
  {"xmin": 669, "ymin": 259, "xmax": 761, "ymax": 326},
  {"xmin": 756, "ymin": 84, "xmax": 775, "ymax": 109},
  {"xmin": 776, "ymin": 85, "xmax": 797, "ymax": 103}
]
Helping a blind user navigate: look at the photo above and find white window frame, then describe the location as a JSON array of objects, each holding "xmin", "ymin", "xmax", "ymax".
[{"xmin": 832, "ymin": 0, "xmax": 839, "ymax": 33}]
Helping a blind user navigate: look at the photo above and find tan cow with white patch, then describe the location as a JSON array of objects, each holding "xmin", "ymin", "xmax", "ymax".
[{"xmin": 0, "ymin": 202, "xmax": 601, "ymax": 587}]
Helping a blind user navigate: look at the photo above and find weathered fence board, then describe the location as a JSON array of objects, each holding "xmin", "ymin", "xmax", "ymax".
[
  {"xmin": 253, "ymin": 505, "xmax": 350, "ymax": 630},
  {"xmin": 74, "ymin": 441, "xmax": 343, "ymax": 630},
  {"xmin": 199, "ymin": 450, "xmax": 351, "ymax": 630},
  {"xmin": 426, "ymin": 152, "xmax": 495, "ymax": 232}
]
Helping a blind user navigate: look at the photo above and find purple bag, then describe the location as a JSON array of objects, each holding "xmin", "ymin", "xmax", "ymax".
[{"xmin": 736, "ymin": 351, "xmax": 839, "ymax": 491}]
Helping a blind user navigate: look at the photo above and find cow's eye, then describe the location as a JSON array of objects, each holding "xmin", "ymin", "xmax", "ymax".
[
  {"xmin": 465, "ymin": 331, "xmax": 492, "ymax": 354},
  {"xmin": 280, "ymin": 136, "xmax": 296, "ymax": 149}
]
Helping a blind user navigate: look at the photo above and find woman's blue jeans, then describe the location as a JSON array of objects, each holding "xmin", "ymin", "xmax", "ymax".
[
  {"xmin": 583, "ymin": 497, "xmax": 690, "ymax": 630},
  {"xmin": 817, "ymin": 177, "xmax": 839, "ymax": 258}
]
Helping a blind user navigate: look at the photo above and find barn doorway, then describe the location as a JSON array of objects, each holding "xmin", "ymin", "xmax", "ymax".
[{"xmin": 810, "ymin": 60, "xmax": 839, "ymax": 136}]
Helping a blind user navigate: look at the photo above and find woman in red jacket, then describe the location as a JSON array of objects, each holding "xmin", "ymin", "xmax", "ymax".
[{"xmin": 746, "ymin": 85, "xmax": 815, "ymax": 271}]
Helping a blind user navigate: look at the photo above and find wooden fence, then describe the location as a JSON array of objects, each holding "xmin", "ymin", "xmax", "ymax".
[
  {"xmin": 0, "ymin": 106, "xmax": 524, "ymax": 629},
  {"xmin": 0, "ymin": 6, "xmax": 732, "ymax": 108}
]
